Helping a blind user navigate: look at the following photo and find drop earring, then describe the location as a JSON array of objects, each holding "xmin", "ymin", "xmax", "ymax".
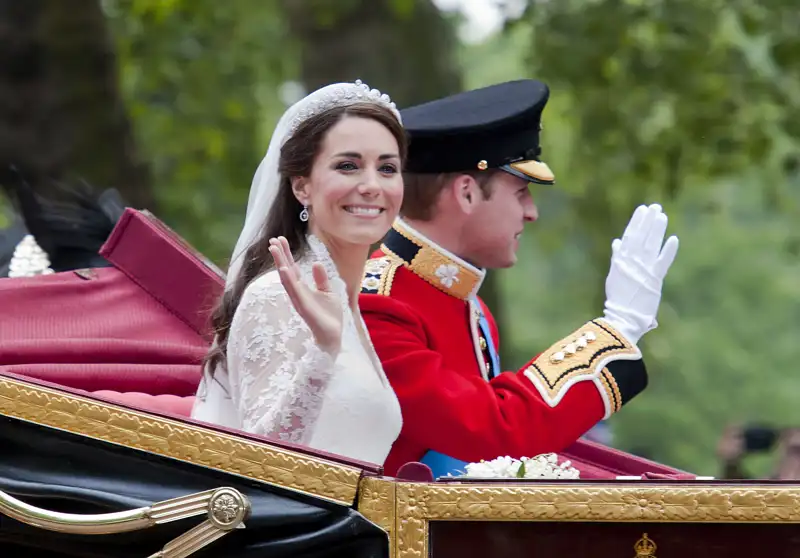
[{"xmin": 299, "ymin": 204, "xmax": 309, "ymax": 222}]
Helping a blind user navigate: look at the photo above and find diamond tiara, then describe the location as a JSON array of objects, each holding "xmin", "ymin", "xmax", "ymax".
[{"xmin": 287, "ymin": 79, "xmax": 400, "ymax": 137}]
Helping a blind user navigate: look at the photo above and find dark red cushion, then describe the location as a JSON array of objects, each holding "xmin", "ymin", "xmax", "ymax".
[{"xmin": 0, "ymin": 267, "xmax": 206, "ymax": 395}]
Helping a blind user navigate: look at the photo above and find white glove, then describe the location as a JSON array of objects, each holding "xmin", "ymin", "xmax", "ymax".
[{"xmin": 602, "ymin": 203, "xmax": 679, "ymax": 345}]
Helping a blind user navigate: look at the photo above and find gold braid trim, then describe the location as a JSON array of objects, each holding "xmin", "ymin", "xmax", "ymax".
[
  {"xmin": 599, "ymin": 367, "xmax": 622, "ymax": 414},
  {"xmin": 522, "ymin": 319, "xmax": 640, "ymax": 414},
  {"xmin": 361, "ymin": 255, "xmax": 402, "ymax": 296},
  {"xmin": 385, "ymin": 222, "xmax": 484, "ymax": 301}
]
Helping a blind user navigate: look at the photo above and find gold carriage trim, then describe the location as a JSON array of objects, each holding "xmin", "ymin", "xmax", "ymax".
[
  {"xmin": 389, "ymin": 482, "xmax": 800, "ymax": 558},
  {"xmin": 358, "ymin": 477, "xmax": 398, "ymax": 557},
  {"xmin": 522, "ymin": 319, "xmax": 640, "ymax": 415},
  {"xmin": 361, "ymin": 255, "xmax": 403, "ymax": 296},
  {"xmin": 0, "ymin": 376, "xmax": 362, "ymax": 506}
]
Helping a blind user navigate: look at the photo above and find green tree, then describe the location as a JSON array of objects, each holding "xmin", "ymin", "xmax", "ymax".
[
  {"xmin": 104, "ymin": 0, "xmax": 289, "ymax": 263},
  {"xmin": 279, "ymin": 0, "xmax": 462, "ymax": 107},
  {"xmin": 518, "ymin": 0, "xmax": 800, "ymax": 267},
  {"xmin": 0, "ymin": 0, "xmax": 152, "ymax": 206}
]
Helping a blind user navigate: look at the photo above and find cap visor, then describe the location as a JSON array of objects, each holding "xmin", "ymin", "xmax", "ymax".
[{"xmin": 503, "ymin": 160, "xmax": 555, "ymax": 185}]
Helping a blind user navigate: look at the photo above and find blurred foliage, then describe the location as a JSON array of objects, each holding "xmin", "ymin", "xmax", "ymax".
[
  {"xmin": 517, "ymin": 0, "xmax": 800, "ymax": 265},
  {"xmin": 279, "ymin": 0, "xmax": 462, "ymax": 106},
  {"xmin": 0, "ymin": 0, "xmax": 150, "ymax": 206},
  {"xmin": 102, "ymin": 0, "xmax": 292, "ymax": 263}
]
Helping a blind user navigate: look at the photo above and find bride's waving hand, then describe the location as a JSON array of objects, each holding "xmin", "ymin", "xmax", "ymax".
[{"xmin": 269, "ymin": 236, "xmax": 343, "ymax": 355}]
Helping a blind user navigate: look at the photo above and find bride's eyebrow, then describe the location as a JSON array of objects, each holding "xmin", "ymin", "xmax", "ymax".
[{"xmin": 332, "ymin": 152, "xmax": 399, "ymax": 160}]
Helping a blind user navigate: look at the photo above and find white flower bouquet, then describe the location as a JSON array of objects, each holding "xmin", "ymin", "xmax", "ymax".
[{"xmin": 458, "ymin": 453, "xmax": 580, "ymax": 480}]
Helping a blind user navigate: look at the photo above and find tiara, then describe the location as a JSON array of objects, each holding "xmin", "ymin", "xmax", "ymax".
[{"xmin": 287, "ymin": 79, "xmax": 400, "ymax": 136}]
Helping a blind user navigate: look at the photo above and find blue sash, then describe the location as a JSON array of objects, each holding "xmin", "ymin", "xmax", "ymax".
[
  {"xmin": 473, "ymin": 296, "xmax": 501, "ymax": 380},
  {"xmin": 421, "ymin": 451, "xmax": 469, "ymax": 478}
]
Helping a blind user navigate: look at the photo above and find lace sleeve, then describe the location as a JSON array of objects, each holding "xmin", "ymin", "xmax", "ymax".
[{"xmin": 227, "ymin": 274, "xmax": 336, "ymax": 444}]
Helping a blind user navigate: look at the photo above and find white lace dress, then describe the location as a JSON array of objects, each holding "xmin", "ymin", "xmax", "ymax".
[{"xmin": 191, "ymin": 235, "xmax": 402, "ymax": 465}]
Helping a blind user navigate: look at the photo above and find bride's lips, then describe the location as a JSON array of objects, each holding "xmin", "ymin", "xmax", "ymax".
[{"xmin": 343, "ymin": 205, "xmax": 386, "ymax": 218}]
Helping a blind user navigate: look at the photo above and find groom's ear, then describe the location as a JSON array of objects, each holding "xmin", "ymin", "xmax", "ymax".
[{"xmin": 290, "ymin": 177, "xmax": 310, "ymax": 205}]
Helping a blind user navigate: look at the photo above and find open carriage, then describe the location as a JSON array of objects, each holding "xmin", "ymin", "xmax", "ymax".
[{"xmin": 3, "ymin": 208, "xmax": 800, "ymax": 557}]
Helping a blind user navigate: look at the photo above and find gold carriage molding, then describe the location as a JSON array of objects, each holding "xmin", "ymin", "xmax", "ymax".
[
  {"xmin": 0, "ymin": 374, "xmax": 365, "ymax": 506},
  {"xmin": 358, "ymin": 477, "xmax": 800, "ymax": 558}
]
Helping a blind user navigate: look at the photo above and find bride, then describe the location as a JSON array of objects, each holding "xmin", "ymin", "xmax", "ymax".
[{"xmin": 192, "ymin": 80, "xmax": 406, "ymax": 465}]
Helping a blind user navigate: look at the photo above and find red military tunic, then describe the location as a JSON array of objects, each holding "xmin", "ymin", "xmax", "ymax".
[{"xmin": 360, "ymin": 219, "xmax": 649, "ymax": 476}]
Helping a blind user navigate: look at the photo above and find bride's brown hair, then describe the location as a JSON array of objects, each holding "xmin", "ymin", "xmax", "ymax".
[{"xmin": 204, "ymin": 103, "xmax": 407, "ymax": 376}]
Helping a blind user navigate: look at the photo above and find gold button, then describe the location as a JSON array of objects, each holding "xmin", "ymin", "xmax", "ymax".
[
  {"xmin": 479, "ymin": 337, "xmax": 487, "ymax": 350},
  {"xmin": 477, "ymin": 160, "xmax": 488, "ymax": 171}
]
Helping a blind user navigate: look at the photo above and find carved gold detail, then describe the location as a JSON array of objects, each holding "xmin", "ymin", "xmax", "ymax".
[
  {"xmin": 208, "ymin": 488, "xmax": 248, "ymax": 529},
  {"xmin": 392, "ymin": 482, "xmax": 800, "ymax": 558},
  {"xmin": 634, "ymin": 533, "xmax": 657, "ymax": 557},
  {"xmin": 358, "ymin": 477, "xmax": 397, "ymax": 558},
  {"xmin": 396, "ymin": 484, "xmax": 428, "ymax": 558},
  {"xmin": 0, "ymin": 376, "xmax": 362, "ymax": 505},
  {"xmin": 523, "ymin": 319, "xmax": 640, "ymax": 414}
]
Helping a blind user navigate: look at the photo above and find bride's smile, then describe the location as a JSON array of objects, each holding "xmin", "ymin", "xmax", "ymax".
[{"xmin": 342, "ymin": 205, "xmax": 385, "ymax": 217}]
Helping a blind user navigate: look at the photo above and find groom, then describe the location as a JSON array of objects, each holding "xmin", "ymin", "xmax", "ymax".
[{"xmin": 359, "ymin": 79, "xmax": 679, "ymax": 478}]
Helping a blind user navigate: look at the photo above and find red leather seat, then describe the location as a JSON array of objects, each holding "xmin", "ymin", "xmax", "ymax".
[
  {"xmin": 0, "ymin": 267, "xmax": 206, "ymax": 399},
  {"xmin": 0, "ymin": 209, "xmax": 220, "ymax": 417}
]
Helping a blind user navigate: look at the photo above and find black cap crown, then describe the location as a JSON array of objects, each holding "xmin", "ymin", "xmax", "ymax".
[{"xmin": 400, "ymin": 79, "xmax": 554, "ymax": 184}]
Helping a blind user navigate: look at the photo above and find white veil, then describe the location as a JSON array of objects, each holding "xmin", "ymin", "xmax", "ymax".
[{"xmin": 192, "ymin": 79, "xmax": 401, "ymax": 422}]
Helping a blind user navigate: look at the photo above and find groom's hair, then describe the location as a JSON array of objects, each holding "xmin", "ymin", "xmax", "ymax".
[
  {"xmin": 203, "ymin": 102, "xmax": 407, "ymax": 377},
  {"xmin": 400, "ymin": 170, "xmax": 497, "ymax": 221}
]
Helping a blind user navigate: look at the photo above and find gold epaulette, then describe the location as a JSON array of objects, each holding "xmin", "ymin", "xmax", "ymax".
[
  {"xmin": 360, "ymin": 256, "xmax": 402, "ymax": 296},
  {"xmin": 523, "ymin": 319, "xmax": 645, "ymax": 419}
]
